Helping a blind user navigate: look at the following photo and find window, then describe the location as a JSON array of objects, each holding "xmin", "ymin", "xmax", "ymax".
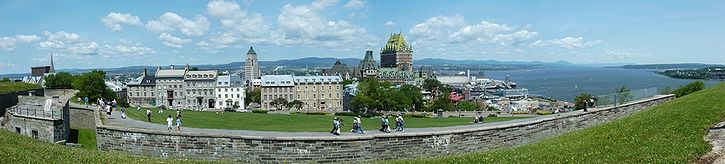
[
  {"xmin": 15, "ymin": 127, "xmax": 20, "ymax": 134},
  {"xmin": 31, "ymin": 130, "xmax": 38, "ymax": 139},
  {"xmin": 237, "ymin": 94, "xmax": 240, "ymax": 98},
  {"xmin": 225, "ymin": 94, "xmax": 228, "ymax": 98}
]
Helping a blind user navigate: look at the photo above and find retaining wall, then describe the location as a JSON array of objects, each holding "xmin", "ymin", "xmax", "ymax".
[{"xmin": 95, "ymin": 95, "xmax": 675, "ymax": 163}]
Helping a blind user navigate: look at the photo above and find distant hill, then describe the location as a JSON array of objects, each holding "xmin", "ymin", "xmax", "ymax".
[
  {"xmin": 413, "ymin": 58, "xmax": 574, "ymax": 66},
  {"xmin": 609, "ymin": 63, "xmax": 725, "ymax": 69},
  {"xmin": 1, "ymin": 57, "xmax": 576, "ymax": 78}
]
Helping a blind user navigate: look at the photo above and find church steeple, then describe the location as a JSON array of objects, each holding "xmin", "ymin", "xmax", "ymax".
[
  {"xmin": 50, "ymin": 53, "xmax": 55, "ymax": 73},
  {"xmin": 247, "ymin": 46, "xmax": 256, "ymax": 55}
]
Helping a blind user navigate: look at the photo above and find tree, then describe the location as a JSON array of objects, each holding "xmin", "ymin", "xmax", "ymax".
[
  {"xmin": 399, "ymin": 84, "xmax": 424, "ymax": 111},
  {"xmin": 189, "ymin": 67, "xmax": 199, "ymax": 71},
  {"xmin": 457, "ymin": 101, "xmax": 480, "ymax": 111},
  {"xmin": 428, "ymin": 96, "xmax": 454, "ymax": 111},
  {"xmin": 351, "ymin": 78, "xmax": 385, "ymax": 114},
  {"xmin": 269, "ymin": 97, "xmax": 289, "ymax": 110},
  {"xmin": 342, "ymin": 79, "xmax": 354, "ymax": 86},
  {"xmin": 423, "ymin": 78, "xmax": 442, "ymax": 98},
  {"xmin": 245, "ymin": 88, "xmax": 261, "ymax": 106},
  {"xmin": 0, "ymin": 78, "xmax": 10, "ymax": 82},
  {"xmin": 574, "ymin": 93, "xmax": 593, "ymax": 110},
  {"xmin": 289, "ymin": 100, "xmax": 305, "ymax": 111},
  {"xmin": 73, "ymin": 70, "xmax": 116, "ymax": 102},
  {"xmin": 45, "ymin": 72, "xmax": 74, "ymax": 89},
  {"xmin": 617, "ymin": 86, "xmax": 632, "ymax": 104}
]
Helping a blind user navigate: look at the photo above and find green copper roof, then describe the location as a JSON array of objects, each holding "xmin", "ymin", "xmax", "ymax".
[{"xmin": 381, "ymin": 33, "xmax": 412, "ymax": 54}]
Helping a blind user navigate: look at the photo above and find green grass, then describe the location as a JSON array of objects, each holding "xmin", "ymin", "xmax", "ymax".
[
  {"xmin": 0, "ymin": 82, "xmax": 41, "ymax": 94},
  {"xmin": 0, "ymin": 129, "xmax": 211, "ymax": 163},
  {"xmin": 124, "ymin": 108, "xmax": 527, "ymax": 132},
  {"xmin": 390, "ymin": 82, "xmax": 725, "ymax": 163},
  {"xmin": 76, "ymin": 128, "xmax": 97, "ymax": 150}
]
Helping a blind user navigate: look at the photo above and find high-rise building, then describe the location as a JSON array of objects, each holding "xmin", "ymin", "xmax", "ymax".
[
  {"xmin": 380, "ymin": 32, "xmax": 413, "ymax": 72},
  {"xmin": 244, "ymin": 46, "xmax": 261, "ymax": 84}
]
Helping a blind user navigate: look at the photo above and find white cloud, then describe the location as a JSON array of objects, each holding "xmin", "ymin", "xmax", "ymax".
[
  {"xmin": 529, "ymin": 37, "xmax": 601, "ymax": 49},
  {"xmin": 37, "ymin": 31, "xmax": 153, "ymax": 56},
  {"xmin": 344, "ymin": 0, "xmax": 365, "ymax": 9},
  {"xmin": 0, "ymin": 34, "xmax": 41, "ymax": 51},
  {"xmin": 384, "ymin": 21, "xmax": 395, "ymax": 27},
  {"xmin": 101, "ymin": 12, "xmax": 143, "ymax": 31},
  {"xmin": 158, "ymin": 33, "xmax": 191, "ymax": 48},
  {"xmin": 409, "ymin": 15, "xmax": 466, "ymax": 46},
  {"xmin": 276, "ymin": 0, "xmax": 374, "ymax": 48},
  {"xmin": 145, "ymin": 12, "xmax": 210, "ymax": 36},
  {"xmin": 206, "ymin": 0, "xmax": 274, "ymax": 48}
]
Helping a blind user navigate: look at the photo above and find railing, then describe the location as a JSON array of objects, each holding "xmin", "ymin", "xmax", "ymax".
[
  {"xmin": 7, "ymin": 105, "xmax": 61, "ymax": 120},
  {"xmin": 595, "ymin": 87, "xmax": 659, "ymax": 108}
]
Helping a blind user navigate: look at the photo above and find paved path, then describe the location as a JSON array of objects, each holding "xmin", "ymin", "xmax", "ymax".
[
  {"xmin": 701, "ymin": 122, "xmax": 725, "ymax": 164},
  {"xmin": 73, "ymin": 102, "xmax": 598, "ymax": 138}
]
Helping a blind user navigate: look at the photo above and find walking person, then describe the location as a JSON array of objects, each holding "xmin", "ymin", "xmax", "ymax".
[
  {"xmin": 356, "ymin": 115, "xmax": 365, "ymax": 134},
  {"xmin": 137, "ymin": 106, "xmax": 141, "ymax": 111},
  {"xmin": 120, "ymin": 106, "xmax": 126, "ymax": 119},
  {"xmin": 166, "ymin": 115, "xmax": 173, "ymax": 132},
  {"xmin": 146, "ymin": 108, "xmax": 152, "ymax": 122},
  {"xmin": 330, "ymin": 117, "xmax": 341, "ymax": 135},
  {"xmin": 379, "ymin": 116, "xmax": 390, "ymax": 133},
  {"xmin": 395, "ymin": 114, "xmax": 405, "ymax": 132},
  {"xmin": 176, "ymin": 115, "xmax": 182, "ymax": 132},
  {"xmin": 105, "ymin": 105, "xmax": 112, "ymax": 119}
]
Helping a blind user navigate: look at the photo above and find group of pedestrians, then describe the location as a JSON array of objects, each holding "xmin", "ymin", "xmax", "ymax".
[
  {"xmin": 166, "ymin": 114, "xmax": 182, "ymax": 132},
  {"xmin": 331, "ymin": 114, "xmax": 405, "ymax": 135},
  {"xmin": 94, "ymin": 98, "xmax": 125, "ymax": 120}
]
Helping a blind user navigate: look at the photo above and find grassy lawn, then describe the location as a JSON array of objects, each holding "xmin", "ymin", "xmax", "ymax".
[
  {"xmin": 390, "ymin": 82, "xmax": 725, "ymax": 163},
  {"xmin": 72, "ymin": 128, "xmax": 97, "ymax": 150},
  {"xmin": 0, "ymin": 129, "xmax": 209, "ymax": 163},
  {"xmin": 123, "ymin": 107, "xmax": 528, "ymax": 132},
  {"xmin": 0, "ymin": 82, "xmax": 41, "ymax": 94}
]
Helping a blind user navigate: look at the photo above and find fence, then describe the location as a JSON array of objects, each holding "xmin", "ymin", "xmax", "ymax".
[
  {"xmin": 7, "ymin": 105, "xmax": 62, "ymax": 120},
  {"xmin": 594, "ymin": 87, "xmax": 659, "ymax": 108}
]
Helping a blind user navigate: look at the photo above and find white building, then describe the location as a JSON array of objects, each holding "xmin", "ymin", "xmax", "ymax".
[{"xmin": 215, "ymin": 74, "xmax": 245, "ymax": 110}]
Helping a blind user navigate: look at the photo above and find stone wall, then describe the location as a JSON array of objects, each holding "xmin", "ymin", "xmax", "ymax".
[
  {"xmin": 95, "ymin": 95, "xmax": 674, "ymax": 163},
  {"xmin": 3, "ymin": 112, "xmax": 66, "ymax": 143},
  {"xmin": 69, "ymin": 106, "xmax": 95, "ymax": 129}
]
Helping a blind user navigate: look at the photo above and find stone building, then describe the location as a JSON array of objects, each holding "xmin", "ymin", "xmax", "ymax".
[
  {"xmin": 126, "ymin": 69, "xmax": 156, "ymax": 107},
  {"xmin": 215, "ymin": 74, "xmax": 245, "ymax": 110},
  {"xmin": 293, "ymin": 76, "xmax": 343, "ymax": 112},
  {"xmin": 352, "ymin": 50, "xmax": 379, "ymax": 79},
  {"xmin": 380, "ymin": 32, "xmax": 413, "ymax": 72},
  {"xmin": 155, "ymin": 65, "xmax": 187, "ymax": 108},
  {"xmin": 244, "ymin": 46, "xmax": 261, "ymax": 85},
  {"xmin": 321, "ymin": 59, "xmax": 352, "ymax": 80},
  {"xmin": 2, "ymin": 89, "xmax": 70, "ymax": 143},
  {"xmin": 260, "ymin": 75, "xmax": 294, "ymax": 110},
  {"xmin": 184, "ymin": 69, "xmax": 218, "ymax": 109}
]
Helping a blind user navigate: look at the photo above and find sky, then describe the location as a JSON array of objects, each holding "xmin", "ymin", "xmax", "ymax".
[{"xmin": 0, "ymin": 0, "xmax": 724, "ymax": 74}]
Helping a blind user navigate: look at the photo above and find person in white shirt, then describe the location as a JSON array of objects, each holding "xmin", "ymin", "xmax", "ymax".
[
  {"xmin": 395, "ymin": 114, "xmax": 405, "ymax": 132},
  {"xmin": 146, "ymin": 109, "xmax": 152, "ymax": 122},
  {"xmin": 166, "ymin": 115, "xmax": 173, "ymax": 132}
]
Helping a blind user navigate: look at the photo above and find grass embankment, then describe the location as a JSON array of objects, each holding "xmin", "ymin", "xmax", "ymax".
[
  {"xmin": 0, "ymin": 130, "xmax": 209, "ymax": 163},
  {"xmin": 0, "ymin": 82, "xmax": 41, "ymax": 94},
  {"xmin": 123, "ymin": 108, "xmax": 527, "ymax": 132},
  {"xmin": 391, "ymin": 82, "xmax": 725, "ymax": 163}
]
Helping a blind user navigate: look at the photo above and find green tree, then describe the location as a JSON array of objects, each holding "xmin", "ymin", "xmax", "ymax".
[
  {"xmin": 0, "ymin": 78, "xmax": 10, "ymax": 82},
  {"xmin": 342, "ymin": 79, "xmax": 354, "ymax": 86},
  {"xmin": 574, "ymin": 93, "xmax": 593, "ymax": 110},
  {"xmin": 351, "ymin": 78, "xmax": 385, "ymax": 114},
  {"xmin": 289, "ymin": 100, "xmax": 305, "ymax": 111},
  {"xmin": 189, "ymin": 67, "xmax": 199, "ymax": 71},
  {"xmin": 245, "ymin": 88, "xmax": 261, "ymax": 106},
  {"xmin": 45, "ymin": 72, "xmax": 74, "ymax": 89},
  {"xmin": 457, "ymin": 101, "xmax": 480, "ymax": 111},
  {"xmin": 73, "ymin": 70, "xmax": 115, "ymax": 102},
  {"xmin": 269, "ymin": 97, "xmax": 289, "ymax": 110},
  {"xmin": 428, "ymin": 97, "xmax": 454, "ymax": 111},
  {"xmin": 617, "ymin": 86, "xmax": 632, "ymax": 104},
  {"xmin": 400, "ymin": 84, "xmax": 424, "ymax": 111}
]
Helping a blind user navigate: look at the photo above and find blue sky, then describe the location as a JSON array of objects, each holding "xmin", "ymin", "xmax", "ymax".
[{"xmin": 1, "ymin": 0, "xmax": 724, "ymax": 74}]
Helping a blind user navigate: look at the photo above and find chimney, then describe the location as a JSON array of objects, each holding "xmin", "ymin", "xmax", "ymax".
[{"xmin": 143, "ymin": 68, "xmax": 148, "ymax": 77}]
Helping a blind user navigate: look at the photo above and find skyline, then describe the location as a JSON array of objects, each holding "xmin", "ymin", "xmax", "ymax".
[{"xmin": 1, "ymin": 0, "xmax": 724, "ymax": 74}]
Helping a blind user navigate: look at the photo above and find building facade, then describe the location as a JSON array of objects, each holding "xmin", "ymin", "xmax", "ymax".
[
  {"xmin": 126, "ymin": 69, "xmax": 156, "ymax": 107},
  {"xmin": 260, "ymin": 75, "xmax": 295, "ymax": 110},
  {"xmin": 293, "ymin": 76, "xmax": 343, "ymax": 112},
  {"xmin": 380, "ymin": 32, "xmax": 413, "ymax": 72},
  {"xmin": 184, "ymin": 70, "xmax": 218, "ymax": 109},
  {"xmin": 215, "ymin": 74, "xmax": 245, "ymax": 110},
  {"xmin": 155, "ymin": 65, "xmax": 188, "ymax": 108},
  {"xmin": 244, "ymin": 46, "xmax": 261, "ymax": 84},
  {"xmin": 321, "ymin": 59, "xmax": 352, "ymax": 80}
]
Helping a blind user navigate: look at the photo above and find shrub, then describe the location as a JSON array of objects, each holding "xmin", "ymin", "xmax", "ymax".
[
  {"xmin": 251, "ymin": 109, "xmax": 268, "ymax": 114},
  {"xmin": 487, "ymin": 114, "xmax": 498, "ymax": 117},
  {"xmin": 303, "ymin": 112, "xmax": 328, "ymax": 115},
  {"xmin": 672, "ymin": 81, "xmax": 705, "ymax": 98},
  {"xmin": 512, "ymin": 111, "xmax": 529, "ymax": 115},
  {"xmin": 535, "ymin": 110, "xmax": 552, "ymax": 115},
  {"xmin": 406, "ymin": 112, "xmax": 429, "ymax": 118},
  {"xmin": 334, "ymin": 112, "xmax": 357, "ymax": 116}
]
